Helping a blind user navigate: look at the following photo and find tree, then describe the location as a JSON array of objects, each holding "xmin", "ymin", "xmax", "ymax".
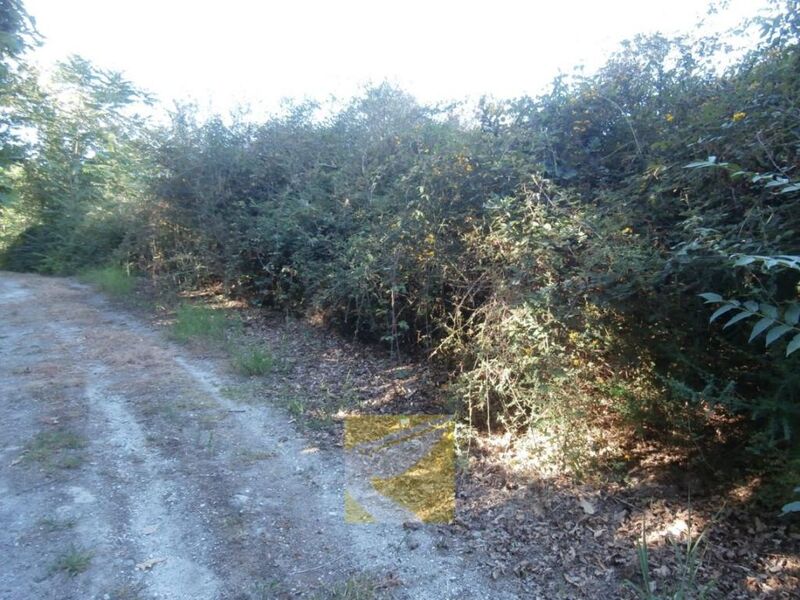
[
  {"xmin": 2, "ymin": 56, "xmax": 154, "ymax": 272},
  {"xmin": 0, "ymin": 0, "xmax": 38, "ymax": 195}
]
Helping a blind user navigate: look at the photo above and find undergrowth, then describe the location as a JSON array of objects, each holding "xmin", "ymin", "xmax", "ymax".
[
  {"xmin": 230, "ymin": 345, "xmax": 274, "ymax": 376},
  {"xmin": 628, "ymin": 519, "xmax": 714, "ymax": 600},
  {"xmin": 2, "ymin": 0, "xmax": 799, "ymax": 501},
  {"xmin": 80, "ymin": 266, "xmax": 135, "ymax": 298},
  {"xmin": 170, "ymin": 304, "xmax": 230, "ymax": 343}
]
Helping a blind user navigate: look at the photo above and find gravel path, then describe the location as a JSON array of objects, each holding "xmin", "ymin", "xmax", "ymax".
[{"xmin": 0, "ymin": 272, "xmax": 517, "ymax": 600}]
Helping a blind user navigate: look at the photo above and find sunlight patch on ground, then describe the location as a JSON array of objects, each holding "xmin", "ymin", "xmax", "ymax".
[{"xmin": 344, "ymin": 415, "xmax": 454, "ymax": 523}]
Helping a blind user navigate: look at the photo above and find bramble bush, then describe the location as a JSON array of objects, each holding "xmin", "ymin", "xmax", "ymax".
[{"xmin": 2, "ymin": 0, "xmax": 799, "ymax": 493}]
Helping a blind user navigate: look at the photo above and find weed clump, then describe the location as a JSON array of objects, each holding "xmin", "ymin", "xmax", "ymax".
[
  {"xmin": 230, "ymin": 346, "xmax": 274, "ymax": 376},
  {"xmin": 23, "ymin": 430, "xmax": 86, "ymax": 470},
  {"xmin": 170, "ymin": 304, "xmax": 229, "ymax": 342},
  {"xmin": 50, "ymin": 545, "xmax": 93, "ymax": 577},
  {"xmin": 80, "ymin": 266, "xmax": 135, "ymax": 297}
]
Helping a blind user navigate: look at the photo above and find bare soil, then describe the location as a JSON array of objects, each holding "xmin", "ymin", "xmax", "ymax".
[{"xmin": 0, "ymin": 272, "xmax": 518, "ymax": 600}]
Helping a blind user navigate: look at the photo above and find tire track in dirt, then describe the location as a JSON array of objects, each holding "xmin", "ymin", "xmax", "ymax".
[
  {"xmin": 1, "ymin": 275, "xmax": 115, "ymax": 599},
  {"xmin": 0, "ymin": 272, "xmax": 521, "ymax": 599},
  {"xmin": 86, "ymin": 371, "xmax": 220, "ymax": 599}
]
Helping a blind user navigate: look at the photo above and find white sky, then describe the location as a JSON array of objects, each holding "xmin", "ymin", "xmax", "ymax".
[{"xmin": 24, "ymin": 0, "xmax": 770, "ymax": 117}]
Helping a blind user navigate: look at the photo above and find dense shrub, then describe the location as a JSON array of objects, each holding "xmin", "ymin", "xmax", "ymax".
[{"xmin": 2, "ymin": 0, "xmax": 799, "ymax": 486}]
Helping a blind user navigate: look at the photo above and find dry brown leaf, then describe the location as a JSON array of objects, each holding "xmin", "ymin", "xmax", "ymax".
[
  {"xmin": 579, "ymin": 498, "xmax": 597, "ymax": 515},
  {"xmin": 668, "ymin": 519, "xmax": 688, "ymax": 537},
  {"xmin": 136, "ymin": 557, "xmax": 167, "ymax": 571},
  {"xmin": 530, "ymin": 501, "xmax": 545, "ymax": 518},
  {"xmin": 754, "ymin": 517, "xmax": 765, "ymax": 533}
]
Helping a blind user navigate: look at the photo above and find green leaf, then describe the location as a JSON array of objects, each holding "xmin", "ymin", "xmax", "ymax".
[
  {"xmin": 709, "ymin": 304, "xmax": 738, "ymax": 323},
  {"xmin": 744, "ymin": 301, "xmax": 759, "ymax": 313},
  {"xmin": 781, "ymin": 501, "xmax": 800, "ymax": 514},
  {"xmin": 765, "ymin": 325, "xmax": 793, "ymax": 346},
  {"xmin": 784, "ymin": 304, "xmax": 800, "ymax": 326},
  {"xmin": 787, "ymin": 333, "xmax": 800, "ymax": 356},
  {"xmin": 760, "ymin": 303, "xmax": 779, "ymax": 319},
  {"xmin": 733, "ymin": 255, "xmax": 757, "ymax": 267},
  {"xmin": 698, "ymin": 292, "xmax": 723, "ymax": 303},
  {"xmin": 764, "ymin": 178, "xmax": 789, "ymax": 188},
  {"xmin": 748, "ymin": 317, "xmax": 775, "ymax": 342},
  {"xmin": 684, "ymin": 157, "xmax": 722, "ymax": 169},
  {"xmin": 779, "ymin": 183, "xmax": 800, "ymax": 194},
  {"xmin": 775, "ymin": 257, "xmax": 800, "ymax": 270},
  {"xmin": 723, "ymin": 310, "xmax": 753, "ymax": 329}
]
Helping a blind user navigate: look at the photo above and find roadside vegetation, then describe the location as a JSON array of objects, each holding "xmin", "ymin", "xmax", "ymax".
[
  {"xmin": 170, "ymin": 303, "xmax": 230, "ymax": 343},
  {"xmin": 49, "ymin": 545, "xmax": 93, "ymax": 577},
  {"xmin": 229, "ymin": 345, "xmax": 275, "ymax": 376},
  {"xmin": 80, "ymin": 266, "xmax": 135, "ymax": 298},
  {"xmin": 23, "ymin": 429, "xmax": 86, "ymax": 470},
  {"xmin": 1, "ymin": 3, "xmax": 798, "ymax": 590}
]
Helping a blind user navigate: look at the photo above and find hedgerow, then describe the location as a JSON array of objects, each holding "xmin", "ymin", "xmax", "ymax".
[{"xmin": 2, "ymin": 0, "xmax": 798, "ymax": 494}]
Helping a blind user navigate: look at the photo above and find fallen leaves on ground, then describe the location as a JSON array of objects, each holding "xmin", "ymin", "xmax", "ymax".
[{"xmin": 136, "ymin": 557, "xmax": 167, "ymax": 571}]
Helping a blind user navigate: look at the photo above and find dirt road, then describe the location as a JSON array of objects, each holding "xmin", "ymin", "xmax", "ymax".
[{"xmin": 0, "ymin": 273, "xmax": 515, "ymax": 600}]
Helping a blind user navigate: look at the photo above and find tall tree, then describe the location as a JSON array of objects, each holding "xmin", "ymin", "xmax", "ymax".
[
  {"xmin": 0, "ymin": 0, "xmax": 38, "ymax": 166},
  {"xmin": 3, "ymin": 56, "xmax": 153, "ymax": 271}
]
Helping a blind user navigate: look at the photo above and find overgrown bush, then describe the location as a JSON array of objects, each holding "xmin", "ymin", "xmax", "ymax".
[{"xmin": 2, "ymin": 0, "xmax": 799, "ymax": 492}]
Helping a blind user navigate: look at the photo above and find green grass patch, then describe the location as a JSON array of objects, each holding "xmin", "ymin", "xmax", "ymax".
[
  {"xmin": 306, "ymin": 409, "xmax": 335, "ymax": 431},
  {"xmin": 50, "ymin": 545, "xmax": 93, "ymax": 577},
  {"xmin": 287, "ymin": 397, "xmax": 305, "ymax": 418},
  {"xmin": 236, "ymin": 449, "xmax": 276, "ymax": 465},
  {"xmin": 314, "ymin": 576, "xmax": 377, "ymax": 600},
  {"xmin": 24, "ymin": 430, "xmax": 86, "ymax": 469},
  {"xmin": 80, "ymin": 266, "xmax": 135, "ymax": 297},
  {"xmin": 170, "ymin": 303, "xmax": 229, "ymax": 342},
  {"xmin": 231, "ymin": 346, "xmax": 274, "ymax": 376},
  {"xmin": 248, "ymin": 579, "xmax": 284, "ymax": 599},
  {"xmin": 37, "ymin": 517, "xmax": 76, "ymax": 533}
]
